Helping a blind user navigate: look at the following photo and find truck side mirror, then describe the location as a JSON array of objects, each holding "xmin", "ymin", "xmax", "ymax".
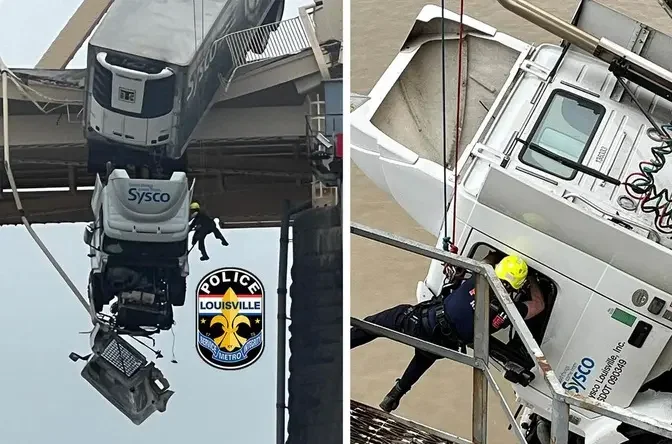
[{"xmin": 83, "ymin": 223, "xmax": 94, "ymax": 246}]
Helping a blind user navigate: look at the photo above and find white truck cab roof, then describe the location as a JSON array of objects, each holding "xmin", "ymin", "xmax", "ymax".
[{"xmin": 93, "ymin": 169, "xmax": 193, "ymax": 243}]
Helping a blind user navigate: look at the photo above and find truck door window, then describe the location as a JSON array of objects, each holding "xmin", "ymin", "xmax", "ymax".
[
  {"xmin": 519, "ymin": 89, "xmax": 606, "ymax": 180},
  {"xmin": 467, "ymin": 242, "xmax": 558, "ymax": 345}
]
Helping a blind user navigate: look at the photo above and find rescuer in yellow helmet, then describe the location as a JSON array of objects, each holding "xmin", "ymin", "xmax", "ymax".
[
  {"xmin": 495, "ymin": 254, "xmax": 529, "ymax": 292},
  {"xmin": 350, "ymin": 251, "xmax": 546, "ymax": 413},
  {"xmin": 189, "ymin": 201, "xmax": 228, "ymax": 261}
]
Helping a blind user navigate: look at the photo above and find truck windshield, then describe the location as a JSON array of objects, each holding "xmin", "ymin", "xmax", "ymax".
[{"xmin": 519, "ymin": 89, "xmax": 606, "ymax": 180}]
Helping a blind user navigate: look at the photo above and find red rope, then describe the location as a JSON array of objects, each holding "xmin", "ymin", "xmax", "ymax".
[{"xmin": 452, "ymin": 0, "xmax": 465, "ymax": 244}]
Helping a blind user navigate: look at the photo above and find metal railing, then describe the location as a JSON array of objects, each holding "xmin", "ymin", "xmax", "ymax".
[
  {"xmin": 305, "ymin": 111, "xmax": 341, "ymax": 205},
  {"xmin": 350, "ymin": 222, "xmax": 672, "ymax": 444},
  {"xmin": 225, "ymin": 17, "xmax": 311, "ymax": 67},
  {"xmin": 305, "ymin": 113, "xmax": 343, "ymax": 147}
]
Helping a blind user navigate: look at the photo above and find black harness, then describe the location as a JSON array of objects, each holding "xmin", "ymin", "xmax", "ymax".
[
  {"xmin": 403, "ymin": 297, "xmax": 467, "ymax": 355},
  {"xmin": 432, "ymin": 304, "xmax": 467, "ymax": 353},
  {"xmin": 405, "ymin": 274, "xmax": 531, "ymax": 354}
]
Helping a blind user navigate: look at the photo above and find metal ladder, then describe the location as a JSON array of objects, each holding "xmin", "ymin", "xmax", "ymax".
[{"xmin": 306, "ymin": 94, "xmax": 340, "ymax": 208}]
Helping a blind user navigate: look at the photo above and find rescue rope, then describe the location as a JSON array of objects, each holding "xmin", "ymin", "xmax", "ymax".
[
  {"xmin": 441, "ymin": 0, "xmax": 447, "ymax": 244},
  {"xmin": 453, "ymin": 0, "xmax": 465, "ymax": 245},
  {"xmin": 1, "ymin": 71, "xmax": 97, "ymax": 323},
  {"xmin": 441, "ymin": 0, "xmax": 465, "ymax": 251}
]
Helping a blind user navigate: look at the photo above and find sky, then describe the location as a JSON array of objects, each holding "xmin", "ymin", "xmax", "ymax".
[
  {"xmin": 0, "ymin": 0, "xmax": 307, "ymax": 442},
  {"xmin": 0, "ymin": 0, "xmax": 307, "ymax": 68}
]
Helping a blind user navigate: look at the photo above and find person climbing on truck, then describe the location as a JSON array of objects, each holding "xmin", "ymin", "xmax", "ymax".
[
  {"xmin": 350, "ymin": 251, "xmax": 547, "ymax": 413},
  {"xmin": 189, "ymin": 202, "xmax": 229, "ymax": 261}
]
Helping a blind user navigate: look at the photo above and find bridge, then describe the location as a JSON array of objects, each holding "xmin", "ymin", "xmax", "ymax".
[{"xmin": 0, "ymin": 0, "xmax": 343, "ymax": 226}]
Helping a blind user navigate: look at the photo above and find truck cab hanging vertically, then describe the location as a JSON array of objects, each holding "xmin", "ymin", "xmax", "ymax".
[{"xmin": 83, "ymin": 168, "xmax": 194, "ymax": 335}]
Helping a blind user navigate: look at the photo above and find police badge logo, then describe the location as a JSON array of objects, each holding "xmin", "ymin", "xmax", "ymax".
[{"xmin": 196, "ymin": 267, "xmax": 265, "ymax": 370}]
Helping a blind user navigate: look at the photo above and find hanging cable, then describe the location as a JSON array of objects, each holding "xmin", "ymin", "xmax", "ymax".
[
  {"xmin": 624, "ymin": 125, "xmax": 672, "ymax": 233},
  {"xmin": 170, "ymin": 325, "xmax": 178, "ymax": 363},
  {"xmin": 440, "ymin": 0, "xmax": 465, "ymax": 254},
  {"xmin": 2, "ymin": 71, "xmax": 97, "ymax": 323},
  {"xmin": 441, "ymin": 0, "xmax": 448, "ymax": 246},
  {"xmin": 617, "ymin": 77, "xmax": 672, "ymax": 234},
  {"xmin": 192, "ymin": 0, "xmax": 199, "ymax": 51},
  {"xmin": 452, "ymin": 0, "xmax": 465, "ymax": 245}
]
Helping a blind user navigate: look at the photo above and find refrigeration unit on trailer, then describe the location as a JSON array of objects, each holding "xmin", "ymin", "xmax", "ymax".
[
  {"xmin": 350, "ymin": 1, "xmax": 672, "ymax": 442},
  {"xmin": 84, "ymin": 0, "xmax": 284, "ymax": 175}
]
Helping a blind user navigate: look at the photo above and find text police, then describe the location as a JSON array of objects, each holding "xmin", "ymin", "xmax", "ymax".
[{"xmin": 199, "ymin": 269, "xmax": 262, "ymax": 295}]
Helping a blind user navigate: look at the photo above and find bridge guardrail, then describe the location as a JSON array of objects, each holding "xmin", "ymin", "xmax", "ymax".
[
  {"xmin": 217, "ymin": 16, "xmax": 312, "ymax": 92},
  {"xmin": 225, "ymin": 16, "xmax": 311, "ymax": 66}
]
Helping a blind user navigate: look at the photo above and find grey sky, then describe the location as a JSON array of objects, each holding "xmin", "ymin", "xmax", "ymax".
[
  {"xmin": 0, "ymin": 0, "xmax": 306, "ymax": 68},
  {"xmin": 0, "ymin": 0, "xmax": 306, "ymax": 442}
]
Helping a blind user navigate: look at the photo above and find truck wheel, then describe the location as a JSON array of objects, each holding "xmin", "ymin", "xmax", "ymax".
[
  {"xmin": 169, "ymin": 276, "xmax": 186, "ymax": 307},
  {"xmin": 287, "ymin": 205, "xmax": 342, "ymax": 444}
]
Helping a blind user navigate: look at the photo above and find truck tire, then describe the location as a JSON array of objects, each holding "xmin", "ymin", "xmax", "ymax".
[{"xmin": 287, "ymin": 205, "xmax": 342, "ymax": 444}]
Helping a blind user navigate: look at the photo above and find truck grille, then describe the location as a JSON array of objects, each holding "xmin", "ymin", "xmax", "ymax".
[{"xmin": 92, "ymin": 60, "xmax": 112, "ymax": 108}]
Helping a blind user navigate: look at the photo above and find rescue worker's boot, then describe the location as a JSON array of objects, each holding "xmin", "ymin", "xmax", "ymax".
[
  {"xmin": 199, "ymin": 245, "xmax": 210, "ymax": 261},
  {"xmin": 379, "ymin": 379, "xmax": 409, "ymax": 413},
  {"xmin": 214, "ymin": 230, "xmax": 229, "ymax": 247}
]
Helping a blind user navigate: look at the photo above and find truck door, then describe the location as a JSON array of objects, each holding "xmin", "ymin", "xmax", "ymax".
[{"xmin": 463, "ymin": 229, "xmax": 672, "ymax": 418}]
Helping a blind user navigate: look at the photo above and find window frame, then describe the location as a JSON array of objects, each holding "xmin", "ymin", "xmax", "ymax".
[
  {"xmin": 518, "ymin": 88, "xmax": 607, "ymax": 181},
  {"xmin": 465, "ymin": 242, "xmax": 559, "ymax": 347}
]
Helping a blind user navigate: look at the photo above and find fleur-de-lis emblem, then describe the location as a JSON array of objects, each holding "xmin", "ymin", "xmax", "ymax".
[{"xmin": 210, "ymin": 288, "xmax": 251, "ymax": 351}]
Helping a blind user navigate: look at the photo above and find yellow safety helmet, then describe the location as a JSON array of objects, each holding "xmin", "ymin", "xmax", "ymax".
[
  {"xmin": 190, "ymin": 202, "xmax": 200, "ymax": 211},
  {"xmin": 495, "ymin": 255, "xmax": 528, "ymax": 290}
]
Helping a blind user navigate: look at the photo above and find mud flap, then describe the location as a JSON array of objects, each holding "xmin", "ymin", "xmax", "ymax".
[{"xmin": 78, "ymin": 326, "xmax": 174, "ymax": 425}]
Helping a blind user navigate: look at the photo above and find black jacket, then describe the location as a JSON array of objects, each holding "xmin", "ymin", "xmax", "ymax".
[{"xmin": 190, "ymin": 210, "xmax": 216, "ymax": 233}]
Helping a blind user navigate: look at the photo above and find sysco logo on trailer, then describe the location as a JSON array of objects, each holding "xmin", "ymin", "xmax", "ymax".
[
  {"xmin": 186, "ymin": 35, "xmax": 225, "ymax": 103},
  {"xmin": 128, "ymin": 184, "xmax": 171, "ymax": 204}
]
